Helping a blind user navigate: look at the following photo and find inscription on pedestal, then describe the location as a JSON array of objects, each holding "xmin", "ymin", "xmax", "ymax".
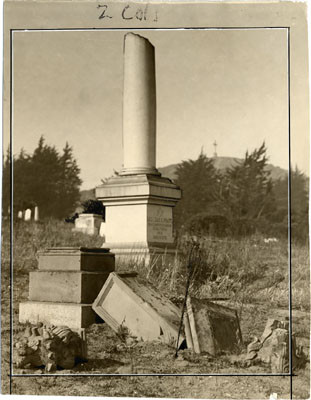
[{"xmin": 147, "ymin": 206, "xmax": 173, "ymax": 243}]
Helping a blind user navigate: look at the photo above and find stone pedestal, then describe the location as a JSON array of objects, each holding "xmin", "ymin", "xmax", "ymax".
[
  {"xmin": 96, "ymin": 174, "xmax": 181, "ymax": 265},
  {"xmin": 19, "ymin": 247, "xmax": 115, "ymax": 329}
]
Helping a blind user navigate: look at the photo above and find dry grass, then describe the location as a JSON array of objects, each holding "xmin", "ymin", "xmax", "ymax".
[{"xmin": 1, "ymin": 219, "xmax": 310, "ymax": 398}]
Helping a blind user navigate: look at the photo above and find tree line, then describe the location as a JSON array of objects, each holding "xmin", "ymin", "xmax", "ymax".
[
  {"xmin": 3, "ymin": 138, "xmax": 308, "ymax": 242},
  {"xmin": 3, "ymin": 136, "xmax": 82, "ymax": 219},
  {"xmin": 174, "ymin": 143, "xmax": 308, "ymax": 242}
]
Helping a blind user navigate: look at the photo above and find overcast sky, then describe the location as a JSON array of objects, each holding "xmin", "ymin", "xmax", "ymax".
[{"xmin": 12, "ymin": 28, "xmax": 290, "ymax": 189}]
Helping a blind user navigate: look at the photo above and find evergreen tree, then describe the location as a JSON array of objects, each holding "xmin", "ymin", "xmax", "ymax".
[
  {"xmin": 55, "ymin": 142, "xmax": 82, "ymax": 219},
  {"xmin": 29, "ymin": 136, "xmax": 62, "ymax": 218},
  {"xmin": 273, "ymin": 166, "xmax": 309, "ymax": 241},
  {"xmin": 220, "ymin": 142, "xmax": 275, "ymax": 234},
  {"xmin": 174, "ymin": 151, "xmax": 221, "ymax": 230},
  {"xmin": 5, "ymin": 136, "xmax": 82, "ymax": 219}
]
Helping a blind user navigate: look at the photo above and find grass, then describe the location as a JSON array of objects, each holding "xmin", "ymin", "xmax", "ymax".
[{"xmin": 1, "ymin": 218, "xmax": 310, "ymax": 398}]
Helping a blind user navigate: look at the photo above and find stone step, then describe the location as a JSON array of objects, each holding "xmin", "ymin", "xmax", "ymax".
[
  {"xmin": 29, "ymin": 271, "xmax": 110, "ymax": 304},
  {"xmin": 19, "ymin": 301, "xmax": 96, "ymax": 329},
  {"xmin": 37, "ymin": 247, "xmax": 115, "ymax": 272}
]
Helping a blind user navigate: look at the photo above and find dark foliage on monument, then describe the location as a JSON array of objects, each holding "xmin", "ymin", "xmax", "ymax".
[
  {"xmin": 81, "ymin": 199, "xmax": 105, "ymax": 218},
  {"xmin": 2, "ymin": 136, "xmax": 82, "ymax": 219}
]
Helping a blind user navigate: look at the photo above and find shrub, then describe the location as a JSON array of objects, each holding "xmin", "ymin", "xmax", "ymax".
[{"xmin": 81, "ymin": 200, "xmax": 105, "ymax": 219}]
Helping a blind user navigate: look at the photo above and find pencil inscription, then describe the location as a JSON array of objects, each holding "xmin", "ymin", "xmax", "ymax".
[{"xmin": 97, "ymin": 4, "xmax": 158, "ymax": 22}]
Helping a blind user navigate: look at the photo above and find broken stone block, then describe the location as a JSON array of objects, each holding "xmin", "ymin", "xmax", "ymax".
[
  {"xmin": 14, "ymin": 324, "xmax": 86, "ymax": 372},
  {"xmin": 185, "ymin": 297, "xmax": 243, "ymax": 355},
  {"xmin": 92, "ymin": 272, "xmax": 184, "ymax": 347},
  {"xmin": 258, "ymin": 327, "xmax": 289, "ymax": 372}
]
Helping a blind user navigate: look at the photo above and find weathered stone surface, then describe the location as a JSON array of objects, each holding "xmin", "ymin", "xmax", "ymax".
[
  {"xmin": 14, "ymin": 324, "xmax": 86, "ymax": 372},
  {"xmin": 244, "ymin": 318, "xmax": 306, "ymax": 372},
  {"xmin": 38, "ymin": 247, "xmax": 115, "ymax": 272},
  {"xmin": 19, "ymin": 302, "xmax": 96, "ymax": 329},
  {"xmin": 185, "ymin": 297, "xmax": 243, "ymax": 355},
  {"xmin": 258, "ymin": 327, "xmax": 289, "ymax": 369},
  {"xmin": 92, "ymin": 272, "xmax": 184, "ymax": 347},
  {"xmin": 29, "ymin": 271, "xmax": 110, "ymax": 303},
  {"xmin": 121, "ymin": 32, "xmax": 157, "ymax": 176}
]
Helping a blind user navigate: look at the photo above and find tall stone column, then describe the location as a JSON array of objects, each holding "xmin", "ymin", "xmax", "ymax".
[
  {"xmin": 120, "ymin": 33, "xmax": 159, "ymax": 176},
  {"xmin": 96, "ymin": 32, "xmax": 181, "ymax": 265}
]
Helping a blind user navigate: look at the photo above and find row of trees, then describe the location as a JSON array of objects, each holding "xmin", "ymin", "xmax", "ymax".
[
  {"xmin": 3, "ymin": 138, "xmax": 308, "ymax": 241},
  {"xmin": 174, "ymin": 143, "xmax": 308, "ymax": 241},
  {"xmin": 3, "ymin": 136, "xmax": 82, "ymax": 219}
]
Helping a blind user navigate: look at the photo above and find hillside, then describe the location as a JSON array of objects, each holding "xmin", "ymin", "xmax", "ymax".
[
  {"xmin": 80, "ymin": 157, "xmax": 287, "ymax": 201},
  {"xmin": 158, "ymin": 156, "xmax": 287, "ymax": 182}
]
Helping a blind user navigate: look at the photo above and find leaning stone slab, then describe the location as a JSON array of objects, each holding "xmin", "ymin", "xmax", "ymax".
[
  {"xmin": 92, "ymin": 272, "xmax": 184, "ymax": 347},
  {"xmin": 37, "ymin": 247, "xmax": 115, "ymax": 272},
  {"xmin": 185, "ymin": 297, "xmax": 243, "ymax": 355},
  {"xmin": 19, "ymin": 302, "xmax": 96, "ymax": 329},
  {"xmin": 29, "ymin": 271, "xmax": 111, "ymax": 304}
]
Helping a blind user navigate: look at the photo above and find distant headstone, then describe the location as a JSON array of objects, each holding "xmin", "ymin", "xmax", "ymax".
[
  {"xmin": 24, "ymin": 209, "xmax": 31, "ymax": 221},
  {"xmin": 74, "ymin": 214, "xmax": 103, "ymax": 236},
  {"xmin": 34, "ymin": 206, "xmax": 39, "ymax": 221},
  {"xmin": 17, "ymin": 211, "xmax": 23, "ymax": 219}
]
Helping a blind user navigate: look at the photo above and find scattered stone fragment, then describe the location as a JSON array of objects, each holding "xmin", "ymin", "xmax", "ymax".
[
  {"xmin": 14, "ymin": 323, "xmax": 86, "ymax": 372},
  {"xmin": 244, "ymin": 318, "xmax": 307, "ymax": 373}
]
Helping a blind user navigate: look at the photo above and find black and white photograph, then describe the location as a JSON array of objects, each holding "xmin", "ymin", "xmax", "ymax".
[{"xmin": 2, "ymin": 0, "xmax": 310, "ymax": 398}]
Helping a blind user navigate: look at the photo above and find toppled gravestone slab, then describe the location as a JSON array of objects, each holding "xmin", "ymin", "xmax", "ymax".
[
  {"xmin": 185, "ymin": 297, "xmax": 243, "ymax": 355},
  {"xmin": 92, "ymin": 272, "xmax": 184, "ymax": 347}
]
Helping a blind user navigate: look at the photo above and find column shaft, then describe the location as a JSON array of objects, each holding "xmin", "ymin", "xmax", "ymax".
[{"xmin": 121, "ymin": 33, "xmax": 159, "ymax": 175}]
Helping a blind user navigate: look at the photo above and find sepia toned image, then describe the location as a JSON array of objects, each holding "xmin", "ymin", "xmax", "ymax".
[{"xmin": 2, "ymin": 0, "xmax": 310, "ymax": 398}]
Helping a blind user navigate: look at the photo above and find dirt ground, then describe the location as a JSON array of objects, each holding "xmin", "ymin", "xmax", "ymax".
[
  {"xmin": 1, "ymin": 221, "xmax": 310, "ymax": 399},
  {"xmin": 3, "ymin": 279, "xmax": 310, "ymax": 399}
]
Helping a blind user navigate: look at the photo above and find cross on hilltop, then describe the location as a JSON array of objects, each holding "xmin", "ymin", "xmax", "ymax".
[{"xmin": 213, "ymin": 141, "xmax": 218, "ymax": 158}]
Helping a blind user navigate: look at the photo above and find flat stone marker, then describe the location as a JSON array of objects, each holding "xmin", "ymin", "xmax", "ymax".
[
  {"xmin": 185, "ymin": 297, "xmax": 243, "ymax": 355},
  {"xmin": 92, "ymin": 272, "xmax": 184, "ymax": 347}
]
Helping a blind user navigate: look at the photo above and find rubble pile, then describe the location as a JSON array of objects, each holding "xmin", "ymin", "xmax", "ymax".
[
  {"xmin": 14, "ymin": 324, "xmax": 86, "ymax": 372},
  {"xmin": 246, "ymin": 318, "xmax": 306, "ymax": 372}
]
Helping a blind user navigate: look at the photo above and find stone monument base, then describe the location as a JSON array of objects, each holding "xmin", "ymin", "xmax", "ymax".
[
  {"xmin": 101, "ymin": 242, "xmax": 178, "ymax": 268},
  {"xmin": 19, "ymin": 247, "xmax": 115, "ymax": 330},
  {"xmin": 96, "ymin": 174, "xmax": 181, "ymax": 268},
  {"xmin": 19, "ymin": 302, "xmax": 96, "ymax": 330}
]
